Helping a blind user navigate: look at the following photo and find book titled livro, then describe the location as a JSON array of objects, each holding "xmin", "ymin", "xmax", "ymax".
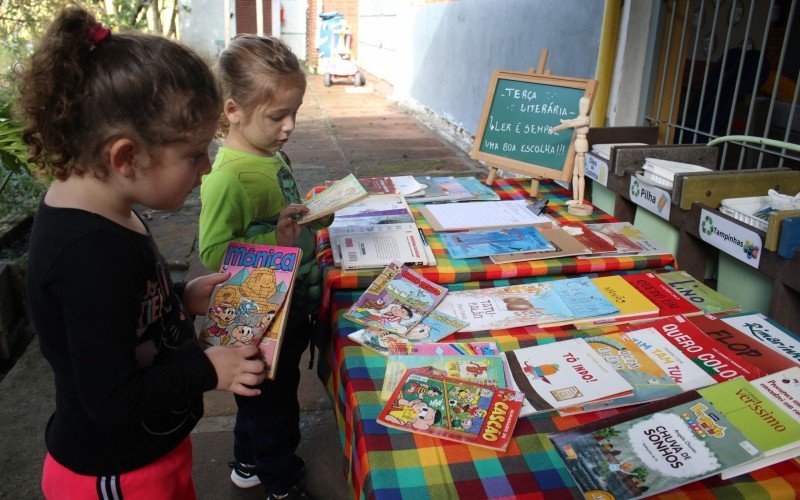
[{"xmin": 199, "ymin": 242, "xmax": 301, "ymax": 380}]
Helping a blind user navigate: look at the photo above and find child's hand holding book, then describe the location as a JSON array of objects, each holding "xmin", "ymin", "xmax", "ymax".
[
  {"xmin": 276, "ymin": 204, "xmax": 309, "ymax": 247},
  {"xmin": 205, "ymin": 345, "xmax": 267, "ymax": 397}
]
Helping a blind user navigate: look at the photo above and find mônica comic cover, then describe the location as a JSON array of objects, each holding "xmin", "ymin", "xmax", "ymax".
[{"xmin": 198, "ymin": 242, "xmax": 301, "ymax": 379}]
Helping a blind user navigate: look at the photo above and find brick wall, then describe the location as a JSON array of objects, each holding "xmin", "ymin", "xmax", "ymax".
[
  {"xmin": 307, "ymin": 0, "xmax": 359, "ymax": 72},
  {"xmin": 307, "ymin": 0, "xmax": 319, "ymax": 69},
  {"xmin": 235, "ymin": 0, "xmax": 273, "ymax": 36}
]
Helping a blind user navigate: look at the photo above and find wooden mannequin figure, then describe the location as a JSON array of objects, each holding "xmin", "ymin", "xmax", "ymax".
[{"xmin": 550, "ymin": 96, "xmax": 593, "ymax": 216}]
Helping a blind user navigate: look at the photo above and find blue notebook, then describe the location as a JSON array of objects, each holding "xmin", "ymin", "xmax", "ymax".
[{"xmin": 440, "ymin": 227, "xmax": 554, "ymax": 259}]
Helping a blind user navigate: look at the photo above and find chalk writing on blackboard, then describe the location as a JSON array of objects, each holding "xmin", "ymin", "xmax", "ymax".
[{"xmin": 471, "ymin": 71, "xmax": 597, "ymax": 183}]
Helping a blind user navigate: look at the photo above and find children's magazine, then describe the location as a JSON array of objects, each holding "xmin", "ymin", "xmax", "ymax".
[
  {"xmin": 344, "ymin": 262, "xmax": 448, "ymax": 335},
  {"xmin": 380, "ymin": 354, "xmax": 506, "ymax": 401},
  {"xmin": 377, "ymin": 367, "xmax": 524, "ymax": 451},
  {"xmin": 198, "ymin": 242, "xmax": 301, "ymax": 379}
]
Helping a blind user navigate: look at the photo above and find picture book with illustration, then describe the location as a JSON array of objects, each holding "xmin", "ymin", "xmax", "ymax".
[
  {"xmin": 434, "ymin": 281, "xmax": 575, "ymax": 332},
  {"xmin": 380, "ymin": 354, "xmax": 506, "ymax": 401},
  {"xmin": 199, "ymin": 242, "xmax": 301, "ymax": 379},
  {"xmin": 656, "ymin": 271, "xmax": 741, "ymax": 315},
  {"xmin": 503, "ymin": 338, "xmax": 634, "ymax": 416},
  {"xmin": 344, "ymin": 262, "xmax": 448, "ymax": 334},
  {"xmin": 563, "ymin": 332, "xmax": 683, "ymax": 414},
  {"xmin": 698, "ymin": 368, "xmax": 800, "ymax": 479},
  {"xmin": 299, "ymin": 173, "xmax": 368, "ymax": 224},
  {"xmin": 387, "ymin": 341, "xmax": 500, "ymax": 356},
  {"xmin": 550, "ymin": 391, "xmax": 762, "ymax": 499},
  {"xmin": 345, "ymin": 308, "xmax": 469, "ymax": 355},
  {"xmin": 377, "ymin": 367, "xmax": 525, "ymax": 451},
  {"xmin": 439, "ymin": 226, "xmax": 554, "ymax": 259}
]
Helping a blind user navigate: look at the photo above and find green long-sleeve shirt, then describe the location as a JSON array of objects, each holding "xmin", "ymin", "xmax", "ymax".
[{"xmin": 199, "ymin": 147, "xmax": 332, "ymax": 311}]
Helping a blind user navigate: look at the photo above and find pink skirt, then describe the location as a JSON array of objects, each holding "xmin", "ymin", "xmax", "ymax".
[{"xmin": 42, "ymin": 436, "xmax": 196, "ymax": 500}]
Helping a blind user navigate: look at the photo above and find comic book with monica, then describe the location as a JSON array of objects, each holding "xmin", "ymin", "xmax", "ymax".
[
  {"xmin": 198, "ymin": 242, "xmax": 301, "ymax": 379},
  {"xmin": 344, "ymin": 261, "xmax": 448, "ymax": 335},
  {"xmin": 377, "ymin": 367, "xmax": 524, "ymax": 451}
]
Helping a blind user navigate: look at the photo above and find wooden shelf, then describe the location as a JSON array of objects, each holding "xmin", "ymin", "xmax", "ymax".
[{"xmin": 603, "ymin": 169, "xmax": 800, "ymax": 328}]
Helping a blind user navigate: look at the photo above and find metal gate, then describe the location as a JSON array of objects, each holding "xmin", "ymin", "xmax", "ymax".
[{"xmin": 645, "ymin": 0, "xmax": 799, "ymax": 170}]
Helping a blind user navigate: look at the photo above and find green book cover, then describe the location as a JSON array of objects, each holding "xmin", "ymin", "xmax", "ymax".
[
  {"xmin": 699, "ymin": 377, "xmax": 800, "ymax": 453},
  {"xmin": 657, "ymin": 271, "xmax": 740, "ymax": 315},
  {"xmin": 551, "ymin": 392, "xmax": 762, "ymax": 498}
]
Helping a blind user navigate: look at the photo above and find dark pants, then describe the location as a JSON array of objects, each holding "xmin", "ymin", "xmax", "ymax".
[{"xmin": 233, "ymin": 307, "xmax": 312, "ymax": 493}]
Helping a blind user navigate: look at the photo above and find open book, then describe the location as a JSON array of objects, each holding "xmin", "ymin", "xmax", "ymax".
[
  {"xmin": 298, "ymin": 173, "xmax": 368, "ymax": 225},
  {"xmin": 198, "ymin": 242, "xmax": 301, "ymax": 379}
]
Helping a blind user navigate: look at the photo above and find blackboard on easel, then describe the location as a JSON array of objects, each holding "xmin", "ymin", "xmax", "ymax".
[{"xmin": 471, "ymin": 62, "xmax": 598, "ymax": 195}]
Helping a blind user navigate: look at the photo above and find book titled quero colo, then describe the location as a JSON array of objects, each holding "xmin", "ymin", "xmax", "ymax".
[{"xmin": 198, "ymin": 242, "xmax": 301, "ymax": 380}]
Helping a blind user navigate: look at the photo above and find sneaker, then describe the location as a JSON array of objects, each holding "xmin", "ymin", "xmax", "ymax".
[
  {"xmin": 228, "ymin": 461, "xmax": 261, "ymax": 489},
  {"xmin": 266, "ymin": 479, "xmax": 315, "ymax": 500}
]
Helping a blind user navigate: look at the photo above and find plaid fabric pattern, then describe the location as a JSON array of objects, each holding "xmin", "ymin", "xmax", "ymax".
[
  {"xmin": 325, "ymin": 283, "xmax": 800, "ymax": 499},
  {"xmin": 314, "ymin": 179, "xmax": 674, "ymax": 328}
]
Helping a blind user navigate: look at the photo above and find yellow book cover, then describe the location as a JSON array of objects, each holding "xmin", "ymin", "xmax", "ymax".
[{"xmin": 580, "ymin": 275, "xmax": 659, "ymax": 326}]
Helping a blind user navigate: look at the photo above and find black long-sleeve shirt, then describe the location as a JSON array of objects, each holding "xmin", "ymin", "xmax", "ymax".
[{"xmin": 27, "ymin": 202, "xmax": 217, "ymax": 475}]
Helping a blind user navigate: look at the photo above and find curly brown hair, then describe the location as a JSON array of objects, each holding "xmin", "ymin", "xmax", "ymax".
[
  {"xmin": 17, "ymin": 6, "xmax": 222, "ymax": 180},
  {"xmin": 216, "ymin": 34, "xmax": 305, "ymax": 134}
]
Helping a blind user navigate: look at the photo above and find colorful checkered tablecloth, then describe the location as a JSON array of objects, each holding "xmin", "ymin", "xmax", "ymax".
[
  {"xmin": 325, "ymin": 281, "xmax": 800, "ymax": 499},
  {"xmin": 314, "ymin": 178, "xmax": 675, "ymax": 325}
]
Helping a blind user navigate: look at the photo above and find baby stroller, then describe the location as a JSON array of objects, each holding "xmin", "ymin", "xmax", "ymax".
[{"xmin": 317, "ymin": 12, "xmax": 365, "ymax": 87}]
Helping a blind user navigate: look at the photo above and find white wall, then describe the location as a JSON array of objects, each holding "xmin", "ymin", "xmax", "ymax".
[
  {"xmin": 282, "ymin": 0, "xmax": 308, "ymax": 60},
  {"xmin": 359, "ymin": 0, "xmax": 605, "ymax": 137},
  {"xmin": 179, "ymin": 0, "xmax": 227, "ymax": 59}
]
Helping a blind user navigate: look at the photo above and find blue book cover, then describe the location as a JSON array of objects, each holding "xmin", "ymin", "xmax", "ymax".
[
  {"xmin": 454, "ymin": 176, "xmax": 501, "ymax": 201},
  {"xmin": 440, "ymin": 227, "xmax": 554, "ymax": 259},
  {"xmin": 548, "ymin": 276, "xmax": 619, "ymax": 320}
]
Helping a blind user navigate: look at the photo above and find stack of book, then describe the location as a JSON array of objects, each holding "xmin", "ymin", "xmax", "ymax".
[
  {"xmin": 344, "ymin": 262, "xmax": 525, "ymax": 451},
  {"xmin": 327, "ymin": 193, "xmax": 435, "ymax": 270}
]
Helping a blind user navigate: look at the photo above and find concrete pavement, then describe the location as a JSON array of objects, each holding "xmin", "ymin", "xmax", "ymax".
[{"xmin": 0, "ymin": 73, "xmax": 486, "ymax": 499}]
